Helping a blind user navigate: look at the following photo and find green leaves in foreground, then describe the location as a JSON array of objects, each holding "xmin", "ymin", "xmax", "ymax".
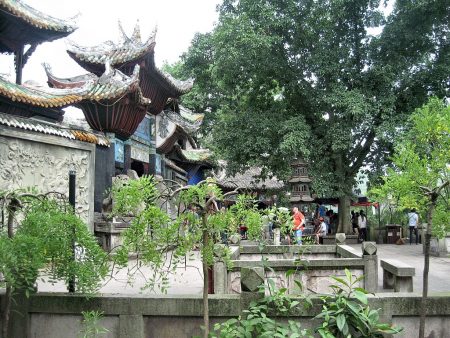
[
  {"xmin": 315, "ymin": 269, "xmax": 402, "ymax": 338},
  {"xmin": 211, "ymin": 286, "xmax": 311, "ymax": 338},
  {"xmin": 0, "ymin": 197, "xmax": 108, "ymax": 295}
]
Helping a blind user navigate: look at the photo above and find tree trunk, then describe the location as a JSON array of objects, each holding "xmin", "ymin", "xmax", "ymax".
[
  {"xmin": 201, "ymin": 215, "xmax": 210, "ymax": 338},
  {"xmin": 419, "ymin": 198, "xmax": 437, "ymax": 338},
  {"xmin": 337, "ymin": 196, "xmax": 351, "ymax": 234}
]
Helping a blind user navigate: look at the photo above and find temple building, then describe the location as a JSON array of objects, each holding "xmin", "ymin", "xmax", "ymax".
[
  {"xmin": 215, "ymin": 163, "xmax": 284, "ymax": 208},
  {"xmin": 0, "ymin": 1, "xmax": 212, "ymax": 236},
  {"xmin": 44, "ymin": 22, "xmax": 211, "ymax": 214},
  {"xmin": 0, "ymin": 0, "xmax": 108, "ymax": 227}
]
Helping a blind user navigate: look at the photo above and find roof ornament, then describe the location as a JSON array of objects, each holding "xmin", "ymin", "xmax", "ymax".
[
  {"xmin": 117, "ymin": 20, "xmax": 131, "ymax": 44},
  {"xmin": 131, "ymin": 20, "xmax": 141, "ymax": 43},
  {"xmin": 99, "ymin": 59, "xmax": 114, "ymax": 84}
]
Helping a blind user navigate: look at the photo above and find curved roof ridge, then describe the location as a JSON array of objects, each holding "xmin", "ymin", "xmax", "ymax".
[
  {"xmin": 66, "ymin": 23, "xmax": 157, "ymax": 66},
  {"xmin": 156, "ymin": 69, "xmax": 194, "ymax": 95},
  {"xmin": 44, "ymin": 63, "xmax": 150, "ymax": 105},
  {"xmin": 0, "ymin": 0, "xmax": 77, "ymax": 32}
]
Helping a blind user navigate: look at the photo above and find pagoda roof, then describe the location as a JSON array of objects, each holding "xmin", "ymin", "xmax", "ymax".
[
  {"xmin": 291, "ymin": 158, "xmax": 308, "ymax": 166},
  {"xmin": 44, "ymin": 63, "xmax": 151, "ymax": 139},
  {"xmin": 0, "ymin": 112, "xmax": 109, "ymax": 146},
  {"xmin": 44, "ymin": 63, "xmax": 149, "ymax": 105},
  {"xmin": 290, "ymin": 196, "xmax": 314, "ymax": 203},
  {"xmin": 163, "ymin": 157, "xmax": 187, "ymax": 175},
  {"xmin": 0, "ymin": 0, "xmax": 76, "ymax": 54},
  {"xmin": 66, "ymin": 22, "xmax": 193, "ymax": 113},
  {"xmin": 66, "ymin": 22, "xmax": 156, "ymax": 71},
  {"xmin": 289, "ymin": 177, "xmax": 312, "ymax": 183}
]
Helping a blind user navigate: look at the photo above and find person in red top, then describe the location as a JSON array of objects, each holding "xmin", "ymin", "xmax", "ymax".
[{"xmin": 292, "ymin": 207, "xmax": 305, "ymax": 245}]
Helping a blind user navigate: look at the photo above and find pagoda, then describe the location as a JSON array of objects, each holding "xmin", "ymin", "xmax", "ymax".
[
  {"xmin": 44, "ymin": 22, "xmax": 203, "ymax": 213},
  {"xmin": 66, "ymin": 22, "xmax": 193, "ymax": 115},
  {"xmin": 289, "ymin": 158, "xmax": 314, "ymax": 209}
]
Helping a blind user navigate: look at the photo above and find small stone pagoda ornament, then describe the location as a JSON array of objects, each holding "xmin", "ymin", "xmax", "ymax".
[{"xmin": 289, "ymin": 158, "xmax": 314, "ymax": 208}]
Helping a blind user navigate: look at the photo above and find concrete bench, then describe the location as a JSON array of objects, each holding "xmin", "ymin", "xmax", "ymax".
[{"xmin": 381, "ymin": 259, "xmax": 415, "ymax": 292}]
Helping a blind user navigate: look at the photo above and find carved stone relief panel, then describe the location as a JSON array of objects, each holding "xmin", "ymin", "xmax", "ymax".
[{"xmin": 0, "ymin": 135, "xmax": 94, "ymax": 224}]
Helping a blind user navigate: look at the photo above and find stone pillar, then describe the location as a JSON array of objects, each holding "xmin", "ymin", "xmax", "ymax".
[
  {"xmin": 213, "ymin": 261, "xmax": 227, "ymax": 294},
  {"xmin": 94, "ymin": 133, "xmax": 116, "ymax": 212},
  {"xmin": 362, "ymin": 241, "xmax": 378, "ymax": 293},
  {"xmin": 335, "ymin": 233, "xmax": 346, "ymax": 244},
  {"xmin": 240, "ymin": 267, "xmax": 264, "ymax": 309},
  {"xmin": 123, "ymin": 140, "xmax": 132, "ymax": 173},
  {"xmin": 273, "ymin": 228, "xmax": 281, "ymax": 245},
  {"xmin": 148, "ymin": 115, "xmax": 157, "ymax": 176},
  {"xmin": 119, "ymin": 314, "xmax": 144, "ymax": 338}
]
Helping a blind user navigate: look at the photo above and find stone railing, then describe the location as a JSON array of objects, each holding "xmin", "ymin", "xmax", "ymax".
[
  {"xmin": 2, "ymin": 290, "xmax": 450, "ymax": 338},
  {"xmin": 214, "ymin": 241, "xmax": 378, "ymax": 295}
]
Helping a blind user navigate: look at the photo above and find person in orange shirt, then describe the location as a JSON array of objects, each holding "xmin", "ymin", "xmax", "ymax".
[{"xmin": 292, "ymin": 207, "xmax": 305, "ymax": 245}]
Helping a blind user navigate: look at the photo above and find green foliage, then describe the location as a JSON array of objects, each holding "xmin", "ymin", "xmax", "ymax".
[
  {"xmin": 0, "ymin": 195, "xmax": 107, "ymax": 295},
  {"xmin": 168, "ymin": 0, "xmax": 449, "ymax": 208},
  {"xmin": 111, "ymin": 175, "xmax": 189, "ymax": 291},
  {"xmin": 211, "ymin": 285, "xmax": 311, "ymax": 338},
  {"xmin": 370, "ymin": 98, "xmax": 450, "ymax": 236},
  {"xmin": 228, "ymin": 195, "xmax": 262, "ymax": 241},
  {"xmin": 110, "ymin": 177, "xmax": 263, "ymax": 291},
  {"xmin": 264, "ymin": 206, "xmax": 291, "ymax": 236},
  {"xmin": 315, "ymin": 269, "xmax": 402, "ymax": 338},
  {"xmin": 79, "ymin": 310, "xmax": 109, "ymax": 338}
]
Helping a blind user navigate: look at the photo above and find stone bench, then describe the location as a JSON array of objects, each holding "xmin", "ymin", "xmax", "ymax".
[{"xmin": 381, "ymin": 259, "xmax": 415, "ymax": 292}]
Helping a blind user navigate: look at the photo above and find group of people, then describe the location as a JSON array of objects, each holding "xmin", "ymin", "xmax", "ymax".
[
  {"xmin": 290, "ymin": 207, "xmax": 329, "ymax": 245},
  {"xmin": 351, "ymin": 210, "xmax": 367, "ymax": 242}
]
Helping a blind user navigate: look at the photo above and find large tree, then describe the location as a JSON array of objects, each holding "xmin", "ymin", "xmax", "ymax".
[{"xmin": 171, "ymin": 0, "xmax": 449, "ymax": 232}]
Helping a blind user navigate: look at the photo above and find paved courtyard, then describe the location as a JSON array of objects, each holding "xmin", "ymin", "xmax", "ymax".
[
  {"xmin": 366, "ymin": 243, "xmax": 450, "ymax": 294},
  {"xmin": 37, "ymin": 244, "xmax": 450, "ymax": 295}
]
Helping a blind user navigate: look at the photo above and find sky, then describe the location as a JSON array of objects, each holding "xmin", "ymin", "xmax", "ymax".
[{"xmin": 0, "ymin": 0, "xmax": 221, "ymax": 84}]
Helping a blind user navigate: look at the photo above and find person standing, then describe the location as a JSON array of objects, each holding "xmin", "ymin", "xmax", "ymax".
[
  {"xmin": 408, "ymin": 208, "xmax": 419, "ymax": 244},
  {"xmin": 358, "ymin": 210, "xmax": 367, "ymax": 242},
  {"xmin": 292, "ymin": 207, "xmax": 305, "ymax": 245},
  {"xmin": 351, "ymin": 211, "xmax": 359, "ymax": 234},
  {"xmin": 316, "ymin": 217, "xmax": 328, "ymax": 244}
]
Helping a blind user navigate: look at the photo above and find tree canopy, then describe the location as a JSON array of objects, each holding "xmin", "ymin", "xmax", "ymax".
[{"xmin": 169, "ymin": 0, "xmax": 449, "ymax": 231}]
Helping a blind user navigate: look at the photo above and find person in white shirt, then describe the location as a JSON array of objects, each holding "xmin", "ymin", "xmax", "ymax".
[
  {"xmin": 407, "ymin": 208, "xmax": 419, "ymax": 244},
  {"xmin": 358, "ymin": 210, "xmax": 367, "ymax": 242},
  {"xmin": 316, "ymin": 217, "xmax": 327, "ymax": 244}
]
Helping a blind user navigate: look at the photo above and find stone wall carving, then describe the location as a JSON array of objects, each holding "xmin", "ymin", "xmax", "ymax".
[{"xmin": 0, "ymin": 136, "xmax": 93, "ymax": 224}]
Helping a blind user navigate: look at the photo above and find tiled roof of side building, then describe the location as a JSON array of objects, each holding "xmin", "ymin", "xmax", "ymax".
[
  {"xmin": 173, "ymin": 144, "xmax": 213, "ymax": 166},
  {"xmin": 0, "ymin": 0, "xmax": 76, "ymax": 32},
  {"xmin": 0, "ymin": 112, "xmax": 110, "ymax": 146},
  {"xmin": 216, "ymin": 166, "xmax": 285, "ymax": 190},
  {"xmin": 165, "ymin": 110, "xmax": 203, "ymax": 135},
  {"xmin": 0, "ymin": 76, "xmax": 83, "ymax": 108}
]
